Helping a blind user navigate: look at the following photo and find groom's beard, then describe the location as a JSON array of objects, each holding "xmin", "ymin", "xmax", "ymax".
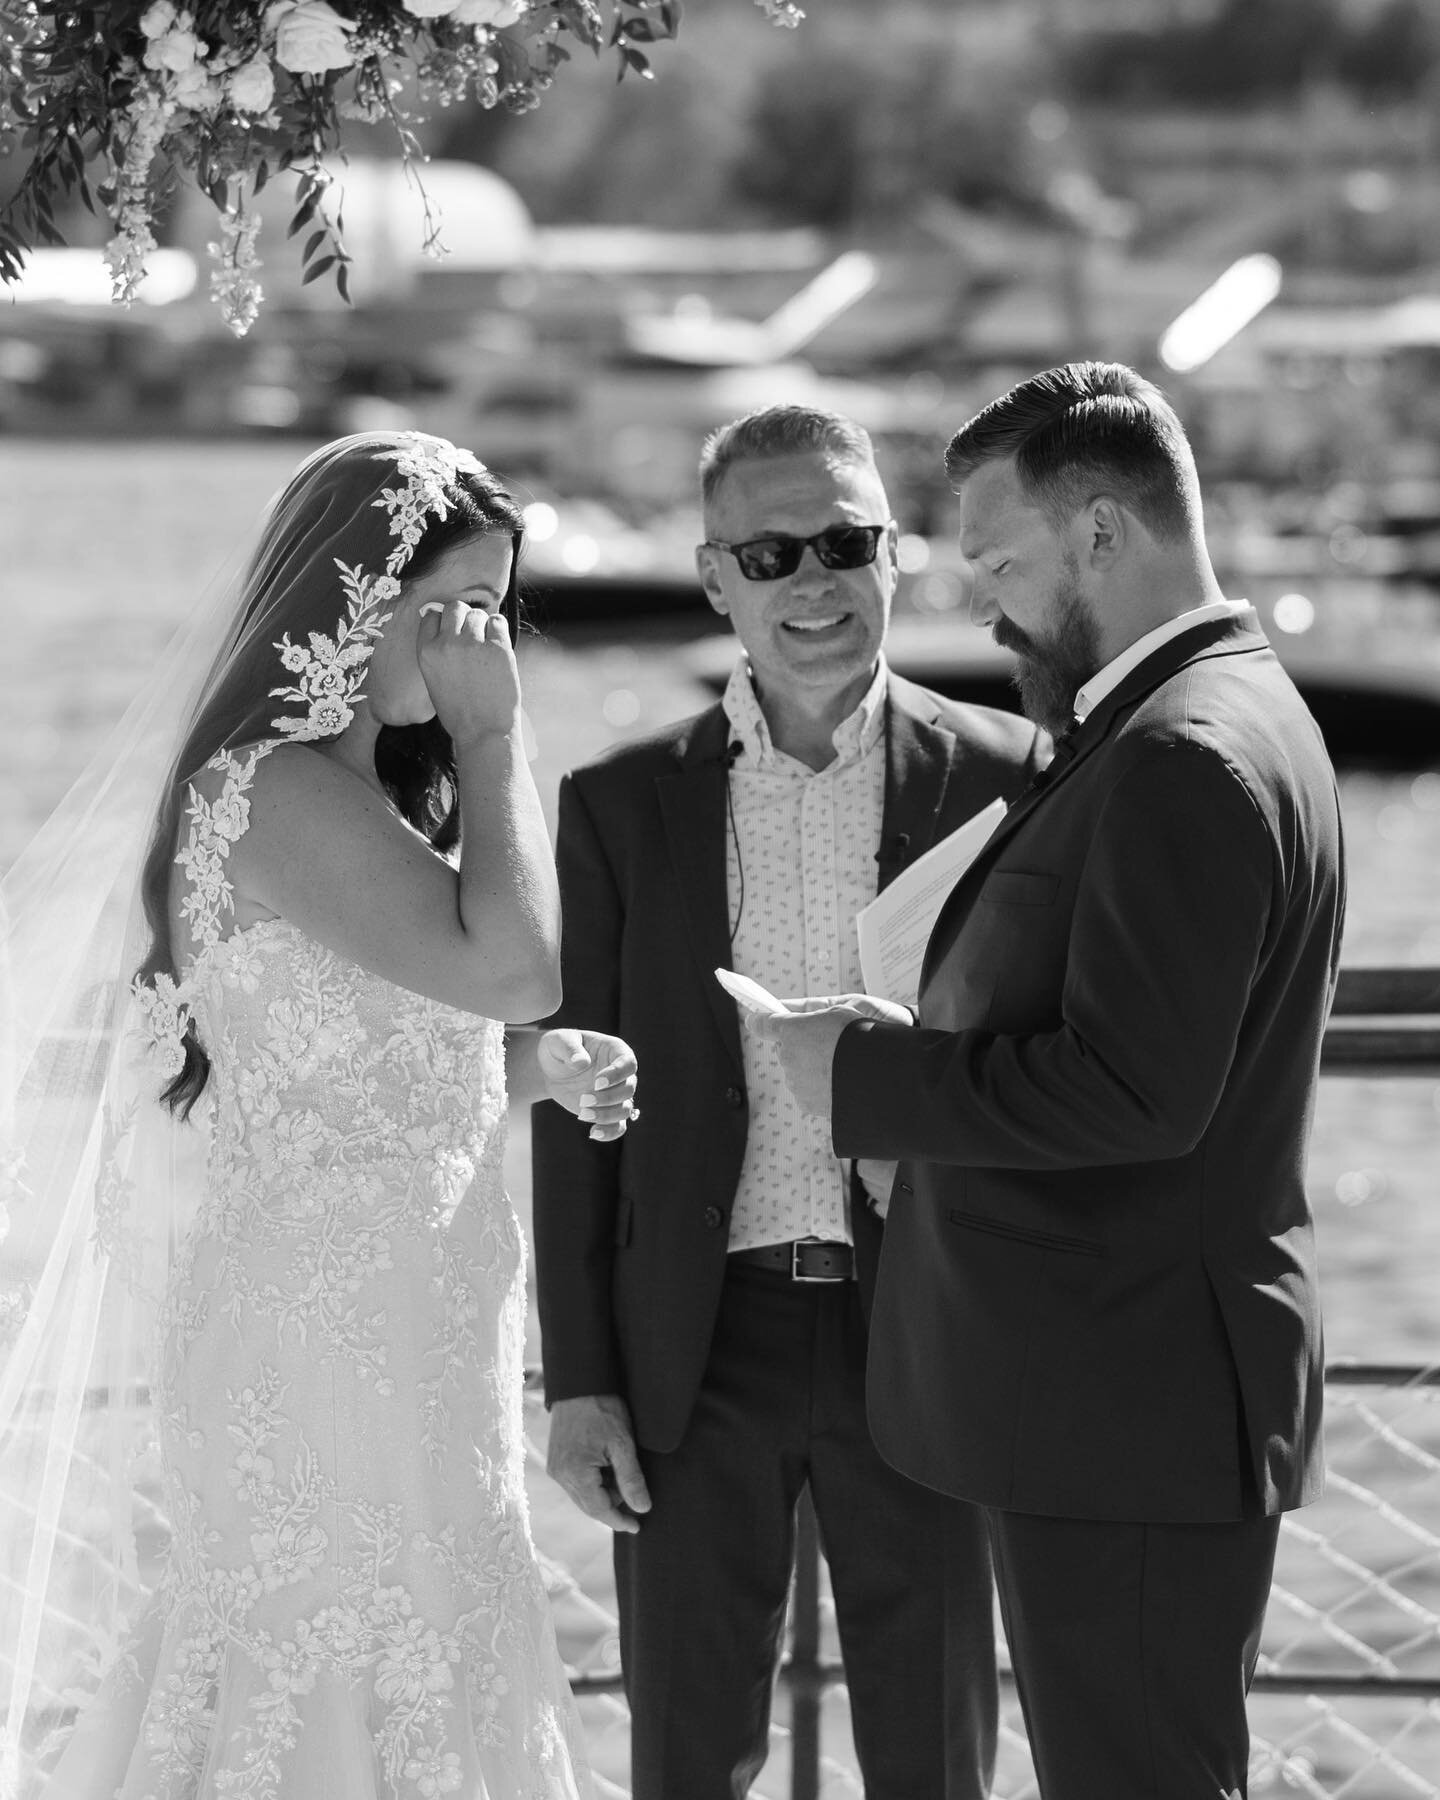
[{"xmin": 992, "ymin": 573, "xmax": 1102, "ymax": 738}]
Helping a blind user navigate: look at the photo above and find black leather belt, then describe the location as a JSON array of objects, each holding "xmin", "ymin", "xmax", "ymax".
[{"xmin": 728, "ymin": 1239, "xmax": 855, "ymax": 1282}]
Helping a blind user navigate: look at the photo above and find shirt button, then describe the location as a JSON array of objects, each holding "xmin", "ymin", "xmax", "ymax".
[
  {"xmin": 703, "ymin": 1206, "xmax": 726, "ymax": 1230},
  {"xmin": 724, "ymin": 1085, "xmax": 745, "ymax": 1109}
]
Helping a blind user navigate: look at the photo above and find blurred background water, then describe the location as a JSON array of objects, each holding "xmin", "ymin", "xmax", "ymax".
[{"xmin": 5, "ymin": 0, "xmax": 1440, "ymax": 1789}]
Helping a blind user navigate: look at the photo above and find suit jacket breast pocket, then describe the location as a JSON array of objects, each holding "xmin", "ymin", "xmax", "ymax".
[
  {"xmin": 964, "ymin": 868, "xmax": 1065, "ymax": 1034},
  {"xmin": 980, "ymin": 869, "xmax": 1060, "ymax": 907}
]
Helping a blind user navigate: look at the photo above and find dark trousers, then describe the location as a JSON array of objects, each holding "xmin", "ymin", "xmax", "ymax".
[
  {"xmin": 614, "ymin": 1259, "xmax": 998, "ymax": 1800},
  {"xmin": 988, "ymin": 1506, "xmax": 1282, "ymax": 1800}
]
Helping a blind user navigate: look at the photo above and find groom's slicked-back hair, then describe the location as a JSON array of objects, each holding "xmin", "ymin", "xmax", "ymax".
[
  {"xmin": 945, "ymin": 361, "xmax": 1201, "ymax": 544},
  {"xmin": 700, "ymin": 405, "xmax": 878, "ymax": 518}
]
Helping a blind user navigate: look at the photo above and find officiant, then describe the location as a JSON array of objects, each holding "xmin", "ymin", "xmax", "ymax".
[{"xmin": 531, "ymin": 402, "xmax": 1047, "ymax": 1800}]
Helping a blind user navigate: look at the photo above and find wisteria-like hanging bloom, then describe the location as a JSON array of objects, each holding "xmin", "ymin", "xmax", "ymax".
[
  {"xmin": 102, "ymin": 83, "xmax": 175, "ymax": 307},
  {"xmin": 208, "ymin": 205, "xmax": 264, "ymax": 337}
]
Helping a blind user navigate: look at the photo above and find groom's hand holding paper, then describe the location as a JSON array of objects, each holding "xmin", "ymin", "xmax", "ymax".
[
  {"xmin": 744, "ymin": 796, "xmax": 1006, "ymax": 1131},
  {"xmin": 744, "ymin": 989, "xmax": 912, "ymax": 1122}
]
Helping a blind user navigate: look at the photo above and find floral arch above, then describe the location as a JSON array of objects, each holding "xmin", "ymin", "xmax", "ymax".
[{"xmin": 0, "ymin": 0, "xmax": 804, "ymax": 336}]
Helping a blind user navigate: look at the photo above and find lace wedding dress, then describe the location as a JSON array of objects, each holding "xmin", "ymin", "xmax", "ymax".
[{"xmin": 47, "ymin": 899, "xmax": 591, "ymax": 1799}]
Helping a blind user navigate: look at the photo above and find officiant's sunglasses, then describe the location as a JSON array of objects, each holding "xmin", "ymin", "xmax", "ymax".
[{"xmin": 704, "ymin": 522, "xmax": 891, "ymax": 583}]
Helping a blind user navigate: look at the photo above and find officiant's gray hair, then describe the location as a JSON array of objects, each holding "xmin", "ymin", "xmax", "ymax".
[{"xmin": 700, "ymin": 405, "xmax": 879, "ymax": 514}]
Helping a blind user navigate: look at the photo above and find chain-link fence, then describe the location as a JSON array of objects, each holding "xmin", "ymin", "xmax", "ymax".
[{"xmin": 524, "ymin": 1362, "xmax": 1440, "ymax": 1799}]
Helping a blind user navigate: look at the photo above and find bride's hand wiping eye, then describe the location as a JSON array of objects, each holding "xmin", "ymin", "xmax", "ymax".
[
  {"xmin": 535, "ymin": 1029, "xmax": 640, "ymax": 1142},
  {"xmin": 416, "ymin": 596, "xmax": 520, "ymax": 747}
]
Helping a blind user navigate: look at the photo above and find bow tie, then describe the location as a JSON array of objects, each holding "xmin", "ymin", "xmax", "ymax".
[{"xmin": 1029, "ymin": 720, "xmax": 1082, "ymax": 792}]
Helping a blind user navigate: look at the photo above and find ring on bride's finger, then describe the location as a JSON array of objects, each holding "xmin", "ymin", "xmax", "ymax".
[{"xmin": 628, "ymin": 1108, "xmax": 641, "ymax": 1125}]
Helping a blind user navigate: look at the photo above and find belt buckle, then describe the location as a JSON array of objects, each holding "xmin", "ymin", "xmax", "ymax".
[{"xmin": 791, "ymin": 1239, "xmax": 848, "ymax": 1283}]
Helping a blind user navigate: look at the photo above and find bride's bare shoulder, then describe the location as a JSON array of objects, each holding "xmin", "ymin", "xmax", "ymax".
[
  {"xmin": 179, "ymin": 738, "xmax": 321, "ymax": 799},
  {"xmin": 182, "ymin": 740, "xmax": 373, "ymax": 815},
  {"xmin": 243, "ymin": 743, "xmax": 413, "ymax": 865},
  {"xmin": 176, "ymin": 741, "xmax": 392, "ymax": 886}
]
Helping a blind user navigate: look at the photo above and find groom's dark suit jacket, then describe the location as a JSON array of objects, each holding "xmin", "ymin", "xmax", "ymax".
[
  {"xmin": 834, "ymin": 609, "xmax": 1346, "ymax": 1523},
  {"xmin": 533, "ymin": 673, "xmax": 1044, "ymax": 1453}
]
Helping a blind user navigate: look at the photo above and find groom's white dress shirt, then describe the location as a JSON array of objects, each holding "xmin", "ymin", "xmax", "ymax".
[{"xmin": 1073, "ymin": 598, "xmax": 1249, "ymax": 723}]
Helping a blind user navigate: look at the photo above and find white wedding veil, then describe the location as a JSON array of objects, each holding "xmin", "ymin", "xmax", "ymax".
[{"xmin": 0, "ymin": 431, "xmax": 526, "ymax": 1796}]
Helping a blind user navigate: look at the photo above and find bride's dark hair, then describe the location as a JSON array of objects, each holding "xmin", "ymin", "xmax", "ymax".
[{"xmin": 136, "ymin": 440, "xmax": 526, "ymax": 1118}]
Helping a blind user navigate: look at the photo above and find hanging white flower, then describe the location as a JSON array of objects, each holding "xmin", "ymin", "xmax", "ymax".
[
  {"xmin": 229, "ymin": 58, "xmax": 277, "ymax": 114},
  {"xmin": 208, "ymin": 206, "xmax": 264, "ymax": 337},
  {"xmin": 143, "ymin": 19, "xmax": 208, "ymax": 74},
  {"xmin": 266, "ymin": 1, "xmax": 359, "ymax": 75},
  {"xmin": 138, "ymin": 2, "xmax": 181, "ymax": 38},
  {"xmin": 450, "ymin": 0, "xmax": 523, "ymax": 24},
  {"xmin": 171, "ymin": 65, "xmax": 225, "ymax": 110},
  {"xmin": 400, "ymin": 0, "xmax": 461, "ymax": 15}
]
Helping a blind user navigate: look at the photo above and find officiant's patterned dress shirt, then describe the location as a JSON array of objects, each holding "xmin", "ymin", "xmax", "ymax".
[{"xmin": 720, "ymin": 657, "xmax": 887, "ymax": 1254}]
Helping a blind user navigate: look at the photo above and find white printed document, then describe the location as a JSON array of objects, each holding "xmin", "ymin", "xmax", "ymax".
[{"xmin": 855, "ymin": 799, "xmax": 1006, "ymax": 1007}]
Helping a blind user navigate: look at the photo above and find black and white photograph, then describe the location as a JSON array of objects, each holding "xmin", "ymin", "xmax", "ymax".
[{"xmin": 3, "ymin": 4, "xmax": 1440, "ymax": 1796}]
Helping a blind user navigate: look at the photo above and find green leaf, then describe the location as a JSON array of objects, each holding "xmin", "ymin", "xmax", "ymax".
[
  {"xmin": 556, "ymin": 0, "xmax": 604, "ymax": 48},
  {"xmin": 303, "ymin": 228, "xmax": 326, "ymax": 259},
  {"xmin": 301, "ymin": 254, "xmax": 337, "ymax": 284}
]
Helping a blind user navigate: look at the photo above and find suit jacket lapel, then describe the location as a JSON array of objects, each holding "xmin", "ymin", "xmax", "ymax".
[
  {"xmin": 656, "ymin": 705, "xmax": 746, "ymax": 1074},
  {"xmin": 879, "ymin": 679, "xmax": 959, "ymax": 892},
  {"xmin": 920, "ymin": 609, "xmax": 1271, "ymax": 983}
]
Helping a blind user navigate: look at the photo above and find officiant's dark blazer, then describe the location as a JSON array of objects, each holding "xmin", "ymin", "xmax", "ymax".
[
  {"xmin": 833, "ymin": 609, "xmax": 1346, "ymax": 1523},
  {"xmin": 532, "ymin": 672, "xmax": 1044, "ymax": 1452}
]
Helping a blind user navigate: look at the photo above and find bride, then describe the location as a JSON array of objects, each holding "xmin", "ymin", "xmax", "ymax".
[{"xmin": 0, "ymin": 432, "xmax": 634, "ymax": 1798}]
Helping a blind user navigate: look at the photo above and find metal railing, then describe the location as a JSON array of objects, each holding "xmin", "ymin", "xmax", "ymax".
[{"xmin": 535, "ymin": 965, "xmax": 1440, "ymax": 1798}]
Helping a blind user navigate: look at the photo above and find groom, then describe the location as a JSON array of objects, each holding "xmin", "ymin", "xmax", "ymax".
[{"xmin": 757, "ymin": 362, "xmax": 1346, "ymax": 1800}]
